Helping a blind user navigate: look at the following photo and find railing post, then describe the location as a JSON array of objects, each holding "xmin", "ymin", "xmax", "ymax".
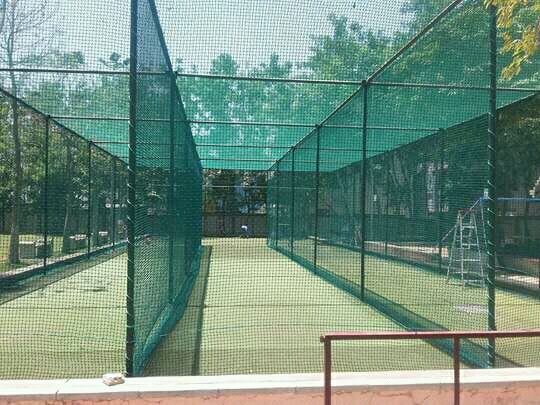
[
  {"xmin": 324, "ymin": 337, "xmax": 332, "ymax": 405},
  {"xmin": 453, "ymin": 336, "xmax": 461, "ymax": 405},
  {"xmin": 320, "ymin": 331, "xmax": 540, "ymax": 405},
  {"xmin": 487, "ymin": 3, "xmax": 498, "ymax": 367},
  {"xmin": 314, "ymin": 126, "xmax": 321, "ymax": 271},
  {"xmin": 43, "ymin": 116, "xmax": 50, "ymax": 270},
  {"xmin": 360, "ymin": 80, "xmax": 368, "ymax": 300}
]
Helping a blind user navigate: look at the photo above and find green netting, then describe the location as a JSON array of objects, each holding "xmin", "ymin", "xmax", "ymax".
[
  {"xmin": 267, "ymin": 0, "xmax": 540, "ymax": 372},
  {"xmin": 0, "ymin": 0, "xmax": 539, "ymax": 380},
  {"xmin": 0, "ymin": 90, "xmax": 128, "ymax": 378},
  {"xmin": 130, "ymin": 0, "xmax": 202, "ymax": 375}
]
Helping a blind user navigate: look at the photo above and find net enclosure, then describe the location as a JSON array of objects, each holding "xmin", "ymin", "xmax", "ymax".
[{"xmin": 0, "ymin": 0, "xmax": 539, "ymax": 378}]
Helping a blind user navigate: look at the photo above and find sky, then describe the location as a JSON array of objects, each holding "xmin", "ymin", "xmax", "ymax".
[{"xmin": 18, "ymin": 0, "xmax": 410, "ymax": 74}]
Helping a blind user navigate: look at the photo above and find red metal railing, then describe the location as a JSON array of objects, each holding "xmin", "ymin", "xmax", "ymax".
[{"xmin": 321, "ymin": 330, "xmax": 540, "ymax": 405}]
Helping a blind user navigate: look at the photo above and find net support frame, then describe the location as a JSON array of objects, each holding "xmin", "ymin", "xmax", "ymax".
[
  {"xmin": 265, "ymin": 0, "xmax": 516, "ymax": 370},
  {"xmin": 168, "ymin": 71, "xmax": 176, "ymax": 303},
  {"xmin": 360, "ymin": 81, "xmax": 368, "ymax": 301},
  {"xmin": 42, "ymin": 116, "xmax": 50, "ymax": 270},
  {"xmin": 112, "ymin": 159, "xmax": 117, "ymax": 250},
  {"xmin": 486, "ymin": 3, "xmax": 498, "ymax": 367},
  {"xmin": 126, "ymin": 0, "xmax": 138, "ymax": 378},
  {"xmin": 291, "ymin": 148, "xmax": 296, "ymax": 256},
  {"xmin": 87, "ymin": 142, "xmax": 92, "ymax": 257},
  {"xmin": 437, "ymin": 129, "xmax": 446, "ymax": 273},
  {"xmin": 313, "ymin": 126, "xmax": 321, "ymax": 271},
  {"xmin": 384, "ymin": 168, "xmax": 390, "ymax": 256}
]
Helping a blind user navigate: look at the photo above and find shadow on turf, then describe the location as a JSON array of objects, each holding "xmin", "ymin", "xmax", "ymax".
[{"xmin": 143, "ymin": 244, "xmax": 213, "ymax": 376}]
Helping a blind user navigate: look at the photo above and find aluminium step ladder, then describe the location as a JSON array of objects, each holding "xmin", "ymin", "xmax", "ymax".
[{"xmin": 446, "ymin": 208, "xmax": 486, "ymax": 287}]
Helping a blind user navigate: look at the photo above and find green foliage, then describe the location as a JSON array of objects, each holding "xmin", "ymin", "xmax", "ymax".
[
  {"xmin": 485, "ymin": 0, "xmax": 540, "ymax": 79},
  {"xmin": 497, "ymin": 94, "xmax": 540, "ymax": 195}
]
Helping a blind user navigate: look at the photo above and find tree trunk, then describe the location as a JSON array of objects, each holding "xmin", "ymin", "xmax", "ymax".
[
  {"xmin": 62, "ymin": 143, "xmax": 73, "ymax": 253},
  {"xmin": 8, "ymin": 98, "xmax": 21, "ymax": 264}
]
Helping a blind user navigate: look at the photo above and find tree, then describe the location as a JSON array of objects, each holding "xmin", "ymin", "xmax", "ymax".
[
  {"xmin": 305, "ymin": 14, "xmax": 392, "ymax": 81},
  {"xmin": 0, "ymin": 0, "xmax": 56, "ymax": 264},
  {"xmin": 485, "ymin": 0, "xmax": 540, "ymax": 79},
  {"xmin": 0, "ymin": 2, "xmax": 6, "ymax": 35},
  {"xmin": 497, "ymin": 94, "xmax": 540, "ymax": 196}
]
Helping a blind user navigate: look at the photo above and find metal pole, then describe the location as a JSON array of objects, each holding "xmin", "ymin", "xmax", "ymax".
[
  {"xmin": 0, "ymin": 67, "xmax": 538, "ymax": 93},
  {"xmin": 353, "ymin": 165, "xmax": 357, "ymax": 243},
  {"xmin": 87, "ymin": 142, "xmax": 92, "ymax": 257},
  {"xmin": 276, "ymin": 163, "xmax": 281, "ymax": 246},
  {"xmin": 126, "ymin": 0, "xmax": 138, "ymax": 378},
  {"xmin": 266, "ymin": 169, "xmax": 270, "ymax": 244},
  {"xmin": 384, "ymin": 169, "xmax": 390, "ymax": 256},
  {"xmin": 168, "ymin": 72, "xmax": 175, "ymax": 302},
  {"xmin": 183, "ymin": 105, "xmax": 190, "ymax": 275},
  {"xmin": 453, "ymin": 336, "xmax": 461, "ymax": 405},
  {"xmin": 370, "ymin": 80, "xmax": 540, "ymax": 93},
  {"xmin": 112, "ymin": 159, "xmax": 117, "ymax": 250},
  {"xmin": 314, "ymin": 127, "xmax": 321, "ymax": 270},
  {"xmin": 324, "ymin": 338, "xmax": 332, "ymax": 405},
  {"xmin": 360, "ymin": 81, "xmax": 368, "ymax": 300},
  {"xmin": 179, "ymin": 71, "xmax": 362, "ymax": 86},
  {"xmin": 438, "ymin": 129, "xmax": 445, "ymax": 273},
  {"xmin": 43, "ymin": 116, "xmax": 50, "ymax": 269},
  {"xmin": 367, "ymin": 0, "xmax": 464, "ymax": 82},
  {"xmin": 487, "ymin": 3, "xmax": 498, "ymax": 368},
  {"xmin": 290, "ymin": 148, "xmax": 295, "ymax": 256}
]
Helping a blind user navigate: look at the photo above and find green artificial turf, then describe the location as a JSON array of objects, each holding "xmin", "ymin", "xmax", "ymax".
[
  {"xmin": 145, "ymin": 238, "xmax": 454, "ymax": 376},
  {"xmin": 0, "ymin": 254, "xmax": 126, "ymax": 378},
  {"xmin": 296, "ymin": 240, "xmax": 540, "ymax": 367},
  {"xmin": 1, "ymin": 238, "xmax": 538, "ymax": 379}
]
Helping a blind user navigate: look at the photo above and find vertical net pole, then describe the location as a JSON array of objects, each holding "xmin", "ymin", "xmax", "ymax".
[
  {"xmin": 384, "ymin": 168, "xmax": 389, "ymax": 256},
  {"xmin": 537, "ymin": 245, "xmax": 540, "ymax": 290},
  {"xmin": 487, "ymin": 3, "xmax": 498, "ymax": 367},
  {"xmin": 290, "ymin": 147, "xmax": 295, "ymax": 256},
  {"xmin": 438, "ymin": 129, "xmax": 445, "ymax": 273},
  {"xmin": 87, "ymin": 142, "xmax": 92, "ymax": 257},
  {"xmin": 276, "ymin": 163, "xmax": 281, "ymax": 245},
  {"xmin": 353, "ymin": 165, "xmax": 357, "ymax": 244},
  {"xmin": 183, "ymin": 100, "xmax": 190, "ymax": 275},
  {"xmin": 168, "ymin": 72, "xmax": 175, "ymax": 302},
  {"xmin": 360, "ymin": 81, "xmax": 368, "ymax": 301},
  {"xmin": 112, "ymin": 159, "xmax": 117, "ymax": 250},
  {"xmin": 43, "ymin": 116, "xmax": 50, "ymax": 269},
  {"xmin": 314, "ymin": 126, "xmax": 321, "ymax": 270},
  {"xmin": 126, "ymin": 0, "xmax": 139, "ymax": 378},
  {"xmin": 266, "ymin": 169, "xmax": 270, "ymax": 243}
]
